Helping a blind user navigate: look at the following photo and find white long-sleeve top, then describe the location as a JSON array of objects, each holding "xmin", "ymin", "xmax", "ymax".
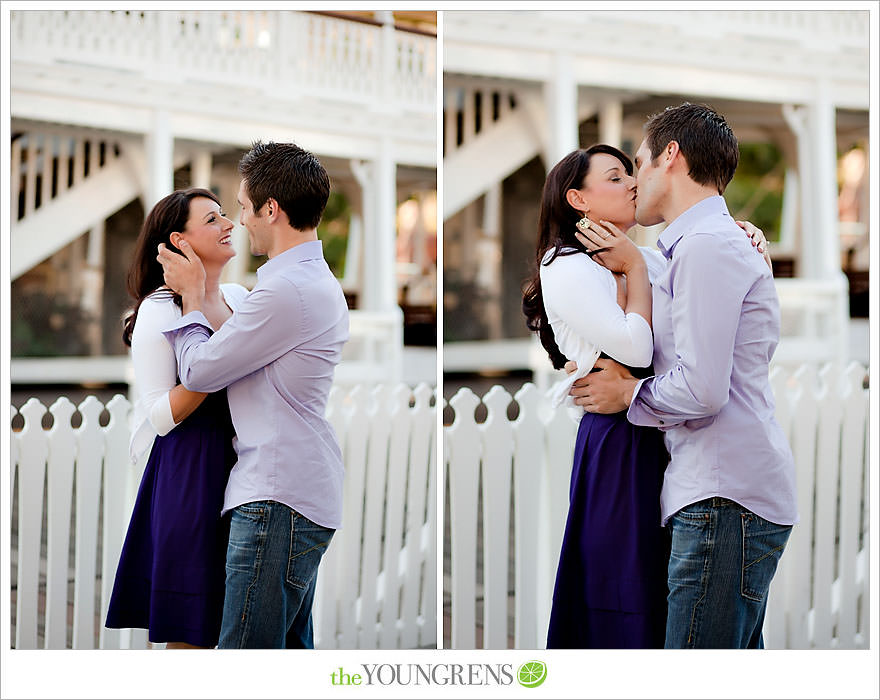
[
  {"xmin": 128, "ymin": 283, "xmax": 249, "ymax": 463},
  {"xmin": 540, "ymin": 246, "xmax": 667, "ymax": 408}
]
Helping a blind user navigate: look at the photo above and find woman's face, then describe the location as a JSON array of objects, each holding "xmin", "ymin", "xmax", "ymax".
[
  {"xmin": 173, "ymin": 197, "xmax": 235, "ymax": 266},
  {"xmin": 572, "ymin": 153, "xmax": 637, "ymax": 230}
]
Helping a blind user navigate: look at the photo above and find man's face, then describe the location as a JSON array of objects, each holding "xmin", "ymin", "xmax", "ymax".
[
  {"xmin": 237, "ymin": 179, "xmax": 269, "ymax": 256},
  {"xmin": 633, "ymin": 138, "xmax": 666, "ymax": 227}
]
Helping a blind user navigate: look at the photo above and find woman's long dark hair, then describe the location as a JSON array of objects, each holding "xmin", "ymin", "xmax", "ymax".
[
  {"xmin": 522, "ymin": 144, "xmax": 634, "ymax": 369},
  {"xmin": 122, "ymin": 187, "xmax": 221, "ymax": 346}
]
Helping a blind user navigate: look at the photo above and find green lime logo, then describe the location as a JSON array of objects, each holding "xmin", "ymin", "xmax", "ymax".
[{"xmin": 517, "ymin": 660, "xmax": 547, "ymax": 688}]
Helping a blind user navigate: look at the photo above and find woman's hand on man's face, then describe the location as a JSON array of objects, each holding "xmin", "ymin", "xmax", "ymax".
[{"xmin": 574, "ymin": 218, "xmax": 643, "ymax": 275}]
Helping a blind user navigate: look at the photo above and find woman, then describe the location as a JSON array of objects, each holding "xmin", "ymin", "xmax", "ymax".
[
  {"xmin": 522, "ymin": 145, "xmax": 768, "ymax": 648},
  {"xmin": 105, "ymin": 188, "xmax": 247, "ymax": 649}
]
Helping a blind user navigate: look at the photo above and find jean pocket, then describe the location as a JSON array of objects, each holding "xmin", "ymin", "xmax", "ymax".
[
  {"xmin": 286, "ymin": 512, "xmax": 334, "ymax": 590},
  {"xmin": 741, "ymin": 513, "xmax": 791, "ymax": 602},
  {"xmin": 668, "ymin": 509, "xmax": 712, "ymax": 586},
  {"xmin": 226, "ymin": 505, "xmax": 268, "ymax": 574}
]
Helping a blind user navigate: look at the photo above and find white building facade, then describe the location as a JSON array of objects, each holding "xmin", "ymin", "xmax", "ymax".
[
  {"xmin": 443, "ymin": 10, "xmax": 870, "ymax": 379},
  {"xmin": 10, "ymin": 9, "xmax": 437, "ymax": 386}
]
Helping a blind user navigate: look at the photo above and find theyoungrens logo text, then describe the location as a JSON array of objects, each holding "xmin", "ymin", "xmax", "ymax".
[{"xmin": 330, "ymin": 661, "xmax": 546, "ymax": 688}]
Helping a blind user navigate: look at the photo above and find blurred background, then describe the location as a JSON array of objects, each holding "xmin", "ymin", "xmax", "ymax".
[
  {"xmin": 10, "ymin": 9, "xmax": 438, "ymax": 409},
  {"xmin": 442, "ymin": 9, "xmax": 870, "ymax": 401},
  {"xmin": 7, "ymin": 8, "xmax": 439, "ymax": 652},
  {"xmin": 441, "ymin": 8, "xmax": 872, "ymax": 651}
]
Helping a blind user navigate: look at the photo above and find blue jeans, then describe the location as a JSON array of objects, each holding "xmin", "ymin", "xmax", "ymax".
[
  {"xmin": 665, "ymin": 497, "xmax": 791, "ymax": 649},
  {"xmin": 218, "ymin": 500, "xmax": 334, "ymax": 649}
]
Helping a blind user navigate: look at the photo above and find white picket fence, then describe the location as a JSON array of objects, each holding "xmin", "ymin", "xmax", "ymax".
[
  {"xmin": 445, "ymin": 362, "xmax": 870, "ymax": 649},
  {"xmin": 10, "ymin": 383, "xmax": 436, "ymax": 650}
]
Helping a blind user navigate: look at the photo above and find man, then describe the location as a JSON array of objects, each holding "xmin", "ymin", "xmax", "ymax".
[
  {"xmin": 157, "ymin": 141, "xmax": 349, "ymax": 648},
  {"xmin": 571, "ymin": 103, "xmax": 797, "ymax": 648}
]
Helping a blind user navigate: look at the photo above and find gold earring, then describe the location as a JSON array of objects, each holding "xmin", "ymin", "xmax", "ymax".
[{"xmin": 576, "ymin": 214, "xmax": 591, "ymax": 232}]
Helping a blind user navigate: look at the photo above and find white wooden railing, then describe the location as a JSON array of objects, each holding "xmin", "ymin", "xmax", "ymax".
[
  {"xmin": 444, "ymin": 81, "xmax": 520, "ymax": 157},
  {"xmin": 442, "ymin": 80, "xmax": 535, "ymax": 218},
  {"xmin": 445, "ymin": 362, "xmax": 870, "ymax": 649},
  {"xmin": 578, "ymin": 9, "xmax": 869, "ymax": 50},
  {"xmin": 10, "ymin": 10, "xmax": 435, "ymax": 114},
  {"xmin": 11, "ymin": 131, "xmax": 121, "ymax": 226},
  {"xmin": 10, "ymin": 129, "xmax": 137, "ymax": 279},
  {"xmin": 10, "ymin": 383, "xmax": 436, "ymax": 650}
]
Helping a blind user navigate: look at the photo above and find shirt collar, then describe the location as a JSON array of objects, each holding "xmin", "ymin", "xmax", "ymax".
[
  {"xmin": 256, "ymin": 239, "xmax": 324, "ymax": 280},
  {"xmin": 656, "ymin": 195, "xmax": 729, "ymax": 259}
]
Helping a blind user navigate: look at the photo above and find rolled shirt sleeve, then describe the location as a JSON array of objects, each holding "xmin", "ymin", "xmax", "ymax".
[
  {"xmin": 148, "ymin": 391, "xmax": 177, "ymax": 437},
  {"xmin": 162, "ymin": 280, "xmax": 303, "ymax": 393}
]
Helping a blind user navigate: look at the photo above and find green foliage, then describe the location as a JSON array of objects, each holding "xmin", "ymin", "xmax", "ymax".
[
  {"xmin": 724, "ymin": 142, "xmax": 784, "ymax": 242},
  {"xmin": 245, "ymin": 190, "xmax": 351, "ymax": 277},
  {"xmin": 318, "ymin": 191, "xmax": 351, "ymax": 278}
]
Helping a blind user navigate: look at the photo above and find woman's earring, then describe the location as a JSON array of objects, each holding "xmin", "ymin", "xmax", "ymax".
[{"xmin": 576, "ymin": 214, "xmax": 591, "ymax": 232}]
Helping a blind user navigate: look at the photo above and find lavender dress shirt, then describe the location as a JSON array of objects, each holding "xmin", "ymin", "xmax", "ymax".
[
  {"xmin": 162, "ymin": 240, "xmax": 349, "ymax": 529},
  {"xmin": 627, "ymin": 196, "xmax": 798, "ymax": 526}
]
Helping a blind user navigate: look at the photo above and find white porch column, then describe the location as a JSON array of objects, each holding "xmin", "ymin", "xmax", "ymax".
[
  {"xmin": 192, "ymin": 150, "xmax": 213, "ymax": 190},
  {"xmin": 359, "ymin": 138, "xmax": 398, "ymax": 312},
  {"xmin": 782, "ymin": 104, "xmax": 815, "ymax": 275},
  {"xmin": 350, "ymin": 159, "xmax": 373, "ymax": 306},
  {"xmin": 778, "ymin": 167, "xmax": 800, "ymax": 256},
  {"xmin": 146, "ymin": 109, "xmax": 173, "ymax": 208},
  {"xmin": 543, "ymin": 52, "xmax": 578, "ymax": 170},
  {"xmin": 784, "ymin": 89, "xmax": 841, "ymax": 280},
  {"xmin": 809, "ymin": 79, "xmax": 841, "ymax": 281},
  {"xmin": 81, "ymin": 221, "xmax": 105, "ymax": 355},
  {"xmin": 598, "ymin": 100, "xmax": 623, "ymax": 148},
  {"xmin": 341, "ymin": 213, "xmax": 363, "ymax": 293},
  {"xmin": 809, "ymin": 79, "xmax": 848, "ymax": 361},
  {"xmin": 478, "ymin": 183, "xmax": 503, "ymax": 340}
]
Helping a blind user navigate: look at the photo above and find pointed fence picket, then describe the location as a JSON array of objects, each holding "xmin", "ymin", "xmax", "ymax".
[
  {"xmin": 445, "ymin": 389, "xmax": 482, "ymax": 649},
  {"xmin": 44, "ymin": 398, "xmax": 76, "ymax": 650},
  {"xmin": 836, "ymin": 364, "xmax": 866, "ymax": 647},
  {"xmin": 764, "ymin": 369, "xmax": 792, "ymax": 650},
  {"xmin": 419, "ymin": 420, "xmax": 438, "ymax": 649},
  {"xmin": 72, "ymin": 397, "xmax": 104, "ymax": 649},
  {"xmin": 858, "ymin": 418, "xmax": 869, "ymax": 644},
  {"xmin": 401, "ymin": 384, "xmax": 434, "ymax": 648},
  {"xmin": 99, "ymin": 395, "xmax": 131, "ymax": 650},
  {"xmin": 10, "ymin": 383, "xmax": 436, "ymax": 650},
  {"xmin": 480, "ymin": 386, "xmax": 514, "ymax": 649},
  {"xmin": 811, "ymin": 365, "xmax": 839, "ymax": 647},
  {"xmin": 511, "ymin": 384, "xmax": 543, "ymax": 648},
  {"xmin": 445, "ymin": 362, "xmax": 870, "ymax": 649},
  {"xmin": 785, "ymin": 364, "xmax": 819, "ymax": 647},
  {"xmin": 15, "ymin": 399, "xmax": 50, "ymax": 650},
  {"xmin": 357, "ymin": 386, "xmax": 393, "ymax": 649},
  {"xmin": 378, "ymin": 386, "xmax": 413, "ymax": 649}
]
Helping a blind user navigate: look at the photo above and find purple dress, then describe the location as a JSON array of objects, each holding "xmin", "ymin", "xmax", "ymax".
[
  {"xmin": 105, "ymin": 390, "xmax": 235, "ymax": 647},
  {"xmin": 547, "ymin": 363, "xmax": 670, "ymax": 649}
]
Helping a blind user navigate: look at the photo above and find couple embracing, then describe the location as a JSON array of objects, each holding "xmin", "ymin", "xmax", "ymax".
[
  {"xmin": 105, "ymin": 142, "xmax": 349, "ymax": 649},
  {"xmin": 524, "ymin": 103, "xmax": 798, "ymax": 649}
]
